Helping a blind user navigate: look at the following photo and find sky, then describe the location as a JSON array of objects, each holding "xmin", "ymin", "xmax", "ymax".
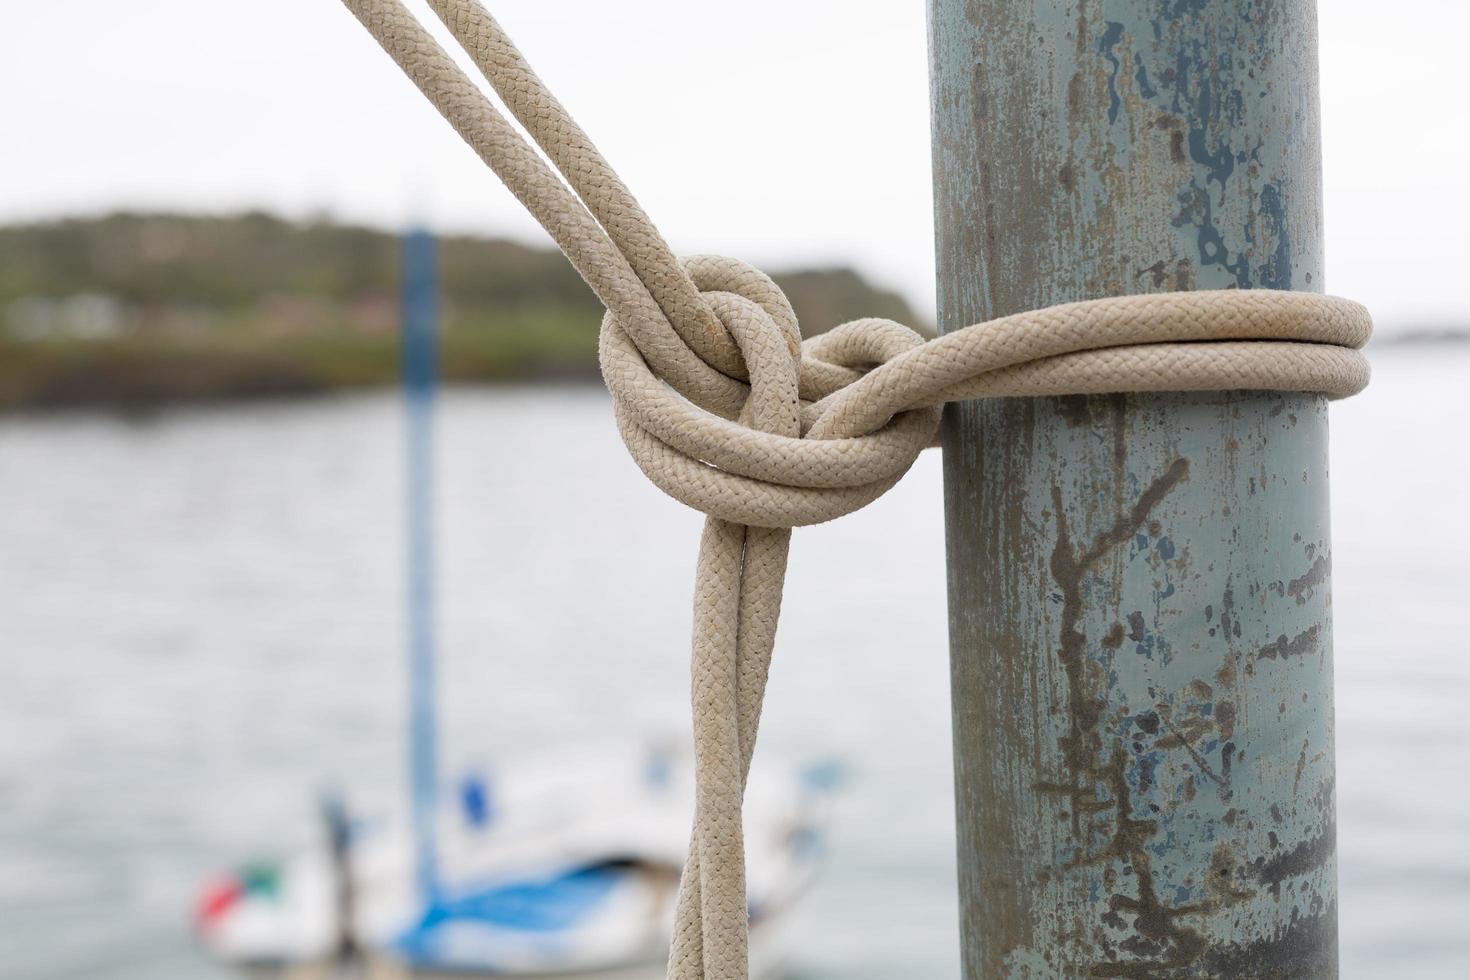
[{"xmin": 1, "ymin": 0, "xmax": 1463, "ymax": 329}]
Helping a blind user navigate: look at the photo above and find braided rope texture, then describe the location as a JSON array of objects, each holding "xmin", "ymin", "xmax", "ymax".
[{"xmin": 339, "ymin": 2, "xmax": 1371, "ymax": 977}]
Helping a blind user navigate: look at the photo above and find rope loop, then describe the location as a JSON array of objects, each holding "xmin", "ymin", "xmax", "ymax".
[{"xmin": 602, "ymin": 264, "xmax": 1371, "ymax": 528}]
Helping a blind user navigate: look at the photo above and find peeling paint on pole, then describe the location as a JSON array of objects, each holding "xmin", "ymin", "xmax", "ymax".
[{"xmin": 928, "ymin": 1, "xmax": 1336, "ymax": 977}]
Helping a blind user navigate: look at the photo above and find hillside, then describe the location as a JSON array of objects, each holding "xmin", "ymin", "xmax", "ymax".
[{"xmin": 0, "ymin": 212, "xmax": 926, "ymax": 410}]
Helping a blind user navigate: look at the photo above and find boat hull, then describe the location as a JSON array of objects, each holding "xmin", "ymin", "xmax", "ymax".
[{"xmin": 199, "ymin": 742, "xmax": 826, "ymax": 979}]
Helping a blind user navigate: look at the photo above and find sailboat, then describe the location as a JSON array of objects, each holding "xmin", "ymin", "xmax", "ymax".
[{"xmin": 191, "ymin": 229, "xmax": 836, "ymax": 978}]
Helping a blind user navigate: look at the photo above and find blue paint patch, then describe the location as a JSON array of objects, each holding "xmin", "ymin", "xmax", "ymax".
[
  {"xmin": 1173, "ymin": 183, "xmax": 1251, "ymax": 287},
  {"xmin": 1257, "ymin": 182, "xmax": 1293, "ymax": 289},
  {"xmin": 1148, "ymin": 830, "xmax": 1178, "ymax": 858},
  {"xmin": 1133, "ymin": 54, "xmax": 1157, "ymax": 98},
  {"xmin": 1100, "ymin": 22, "xmax": 1126, "ymax": 124},
  {"xmin": 1187, "ymin": 110, "xmax": 1236, "ymax": 191},
  {"xmin": 1165, "ymin": 0, "xmax": 1210, "ymax": 17},
  {"xmin": 1133, "ymin": 751, "xmax": 1160, "ymax": 797}
]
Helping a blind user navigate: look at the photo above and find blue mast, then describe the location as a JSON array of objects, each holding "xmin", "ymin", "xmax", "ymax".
[{"xmin": 401, "ymin": 227, "xmax": 439, "ymax": 909}]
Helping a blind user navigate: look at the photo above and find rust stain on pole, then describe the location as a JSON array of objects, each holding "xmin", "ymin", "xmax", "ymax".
[{"xmin": 928, "ymin": 1, "xmax": 1336, "ymax": 977}]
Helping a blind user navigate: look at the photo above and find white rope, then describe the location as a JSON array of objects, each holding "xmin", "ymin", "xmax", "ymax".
[{"xmin": 338, "ymin": 2, "xmax": 1372, "ymax": 976}]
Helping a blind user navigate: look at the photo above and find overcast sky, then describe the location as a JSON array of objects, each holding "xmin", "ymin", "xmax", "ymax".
[{"xmin": 2, "ymin": 1, "xmax": 1462, "ymax": 329}]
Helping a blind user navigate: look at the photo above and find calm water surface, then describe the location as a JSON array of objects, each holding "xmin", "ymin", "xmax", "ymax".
[{"xmin": 1, "ymin": 346, "xmax": 1466, "ymax": 978}]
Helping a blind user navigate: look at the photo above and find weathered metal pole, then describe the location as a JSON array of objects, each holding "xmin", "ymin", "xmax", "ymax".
[{"xmin": 929, "ymin": 2, "xmax": 1336, "ymax": 977}]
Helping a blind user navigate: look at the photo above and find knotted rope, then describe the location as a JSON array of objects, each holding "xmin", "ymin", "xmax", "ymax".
[{"xmin": 340, "ymin": 1, "xmax": 1371, "ymax": 976}]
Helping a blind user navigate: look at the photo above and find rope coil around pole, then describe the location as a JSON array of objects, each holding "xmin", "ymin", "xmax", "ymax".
[{"xmin": 338, "ymin": 2, "xmax": 1372, "ymax": 977}]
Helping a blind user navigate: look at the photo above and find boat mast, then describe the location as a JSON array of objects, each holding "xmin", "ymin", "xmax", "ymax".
[{"xmin": 401, "ymin": 226, "xmax": 440, "ymax": 908}]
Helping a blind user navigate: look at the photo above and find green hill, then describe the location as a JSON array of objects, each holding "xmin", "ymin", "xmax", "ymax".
[{"xmin": 0, "ymin": 212, "xmax": 926, "ymax": 410}]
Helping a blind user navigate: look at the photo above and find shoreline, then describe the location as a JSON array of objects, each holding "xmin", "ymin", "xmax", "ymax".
[{"xmin": 0, "ymin": 332, "xmax": 605, "ymax": 414}]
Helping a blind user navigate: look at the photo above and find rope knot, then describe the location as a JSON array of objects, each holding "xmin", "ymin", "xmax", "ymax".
[{"xmin": 600, "ymin": 254, "xmax": 941, "ymax": 529}]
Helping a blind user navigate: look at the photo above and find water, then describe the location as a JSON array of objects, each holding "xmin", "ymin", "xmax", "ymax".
[{"xmin": 1, "ymin": 345, "xmax": 1466, "ymax": 979}]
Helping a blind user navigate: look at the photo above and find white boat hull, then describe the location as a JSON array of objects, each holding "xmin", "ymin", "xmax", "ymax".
[{"xmin": 197, "ymin": 741, "xmax": 830, "ymax": 978}]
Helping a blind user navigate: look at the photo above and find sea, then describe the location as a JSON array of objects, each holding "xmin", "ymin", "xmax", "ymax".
[{"xmin": 1, "ymin": 343, "xmax": 1466, "ymax": 979}]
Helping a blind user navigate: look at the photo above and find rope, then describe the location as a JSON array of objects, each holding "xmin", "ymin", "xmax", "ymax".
[{"xmin": 338, "ymin": 2, "xmax": 1372, "ymax": 977}]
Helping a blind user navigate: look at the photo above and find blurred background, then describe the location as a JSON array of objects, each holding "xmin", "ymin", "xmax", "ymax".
[{"xmin": 1, "ymin": 1, "xmax": 1466, "ymax": 978}]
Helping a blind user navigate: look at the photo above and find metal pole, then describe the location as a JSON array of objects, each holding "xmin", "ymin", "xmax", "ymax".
[{"xmin": 928, "ymin": 2, "xmax": 1336, "ymax": 977}]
